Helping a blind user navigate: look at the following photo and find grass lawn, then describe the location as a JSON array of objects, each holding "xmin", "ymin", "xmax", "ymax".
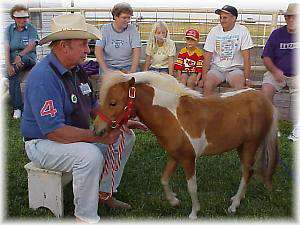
[{"xmin": 5, "ymin": 105, "xmax": 295, "ymax": 222}]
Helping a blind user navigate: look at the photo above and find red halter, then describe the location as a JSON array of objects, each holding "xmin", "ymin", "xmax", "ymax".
[{"xmin": 96, "ymin": 86, "xmax": 136, "ymax": 129}]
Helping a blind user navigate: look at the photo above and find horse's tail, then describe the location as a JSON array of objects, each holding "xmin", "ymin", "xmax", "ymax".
[{"xmin": 256, "ymin": 106, "xmax": 280, "ymax": 191}]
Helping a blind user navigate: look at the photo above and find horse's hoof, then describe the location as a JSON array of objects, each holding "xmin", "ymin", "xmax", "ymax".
[
  {"xmin": 188, "ymin": 213, "xmax": 197, "ymax": 220},
  {"xmin": 228, "ymin": 205, "xmax": 237, "ymax": 214},
  {"xmin": 170, "ymin": 197, "xmax": 180, "ymax": 207}
]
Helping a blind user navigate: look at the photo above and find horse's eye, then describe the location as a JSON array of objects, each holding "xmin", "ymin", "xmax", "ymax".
[{"xmin": 109, "ymin": 101, "xmax": 117, "ymax": 107}]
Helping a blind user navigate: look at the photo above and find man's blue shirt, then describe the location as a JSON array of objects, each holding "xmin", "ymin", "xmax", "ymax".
[{"xmin": 21, "ymin": 52, "xmax": 98, "ymax": 139}]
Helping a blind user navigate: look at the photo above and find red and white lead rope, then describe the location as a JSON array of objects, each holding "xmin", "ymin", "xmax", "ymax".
[{"xmin": 100, "ymin": 127, "xmax": 126, "ymax": 200}]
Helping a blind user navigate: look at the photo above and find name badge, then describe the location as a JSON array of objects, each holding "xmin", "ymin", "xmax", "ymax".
[
  {"xmin": 22, "ymin": 37, "xmax": 29, "ymax": 46},
  {"xmin": 79, "ymin": 83, "xmax": 91, "ymax": 95}
]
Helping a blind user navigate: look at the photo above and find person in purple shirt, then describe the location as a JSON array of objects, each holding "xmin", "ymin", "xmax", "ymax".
[
  {"xmin": 261, "ymin": 3, "xmax": 298, "ymax": 101},
  {"xmin": 21, "ymin": 14, "xmax": 147, "ymax": 223}
]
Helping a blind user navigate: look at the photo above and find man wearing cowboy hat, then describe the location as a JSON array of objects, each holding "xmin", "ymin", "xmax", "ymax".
[
  {"xmin": 21, "ymin": 14, "xmax": 147, "ymax": 223},
  {"xmin": 5, "ymin": 4, "xmax": 39, "ymax": 119},
  {"xmin": 261, "ymin": 3, "xmax": 298, "ymax": 141},
  {"xmin": 202, "ymin": 5, "xmax": 254, "ymax": 96},
  {"xmin": 261, "ymin": 3, "xmax": 298, "ymax": 102}
]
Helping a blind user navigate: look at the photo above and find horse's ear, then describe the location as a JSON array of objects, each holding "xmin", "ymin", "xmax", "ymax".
[{"xmin": 128, "ymin": 77, "xmax": 135, "ymax": 87}]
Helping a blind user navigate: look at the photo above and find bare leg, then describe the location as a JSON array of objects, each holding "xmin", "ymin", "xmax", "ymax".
[
  {"xmin": 227, "ymin": 74, "xmax": 244, "ymax": 90},
  {"xmin": 187, "ymin": 75, "xmax": 197, "ymax": 90},
  {"xmin": 203, "ymin": 73, "xmax": 221, "ymax": 96},
  {"xmin": 261, "ymin": 83, "xmax": 276, "ymax": 103},
  {"xmin": 161, "ymin": 158, "xmax": 179, "ymax": 206},
  {"xmin": 182, "ymin": 158, "xmax": 200, "ymax": 219},
  {"xmin": 179, "ymin": 73, "xmax": 188, "ymax": 86}
]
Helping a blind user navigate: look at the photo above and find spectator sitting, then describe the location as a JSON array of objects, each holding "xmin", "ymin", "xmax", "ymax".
[
  {"xmin": 4, "ymin": 4, "xmax": 39, "ymax": 119},
  {"xmin": 143, "ymin": 21, "xmax": 176, "ymax": 76},
  {"xmin": 95, "ymin": 2, "xmax": 141, "ymax": 74},
  {"xmin": 202, "ymin": 5, "xmax": 253, "ymax": 96},
  {"xmin": 174, "ymin": 28, "xmax": 204, "ymax": 90},
  {"xmin": 261, "ymin": 3, "xmax": 298, "ymax": 101}
]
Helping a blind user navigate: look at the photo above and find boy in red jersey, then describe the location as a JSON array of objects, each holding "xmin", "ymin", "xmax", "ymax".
[{"xmin": 174, "ymin": 28, "xmax": 204, "ymax": 89}]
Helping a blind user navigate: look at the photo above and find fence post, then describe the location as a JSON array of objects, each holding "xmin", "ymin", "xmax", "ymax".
[{"xmin": 271, "ymin": 11, "xmax": 278, "ymax": 31}]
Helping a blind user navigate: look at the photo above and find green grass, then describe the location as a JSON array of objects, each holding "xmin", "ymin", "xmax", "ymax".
[{"xmin": 5, "ymin": 106, "xmax": 294, "ymax": 221}]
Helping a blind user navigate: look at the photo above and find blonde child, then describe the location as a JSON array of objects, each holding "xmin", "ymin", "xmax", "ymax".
[
  {"xmin": 174, "ymin": 28, "xmax": 204, "ymax": 89},
  {"xmin": 143, "ymin": 21, "xmax": 176, "ymax": 75}
]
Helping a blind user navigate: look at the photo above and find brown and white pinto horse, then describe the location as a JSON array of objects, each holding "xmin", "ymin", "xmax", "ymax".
[{"xmin": 93, "ymin": 71, "xmax": 279, "ymax": 219}]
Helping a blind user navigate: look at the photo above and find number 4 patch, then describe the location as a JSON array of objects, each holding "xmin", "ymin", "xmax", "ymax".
[{"xmin": 40, "ymin": 100, "xmax": 57, "ymax": 117}]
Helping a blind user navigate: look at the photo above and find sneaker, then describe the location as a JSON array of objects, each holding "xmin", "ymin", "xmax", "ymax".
[
  {"xmin": 277, "ymin": 131, "xmax": 281, "ymax": 137},
  {"xmin": 288, "ymin": 134, "xmax": 298, "ymax": 142},
  {"xmin": 13, "ymin": 109, "xmax": 21, "ymax": 119}
]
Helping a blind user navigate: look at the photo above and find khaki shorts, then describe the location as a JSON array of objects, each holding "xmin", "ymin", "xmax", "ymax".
[
  {"xmin": 262, "ymin": 71, "xmax": 297, "ymax": 91},
  {"xmin": 207, "ymin": 65, "xmax": 244, "ymax": 83}
]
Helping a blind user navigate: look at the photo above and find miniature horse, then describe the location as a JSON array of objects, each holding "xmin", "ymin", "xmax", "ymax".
[{"xmin": 93, "ymin": 71, "xmax": 279, "ymax": 219}]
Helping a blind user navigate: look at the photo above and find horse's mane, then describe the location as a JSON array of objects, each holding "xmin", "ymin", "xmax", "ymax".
[{"xmin": 100, "ymin": 71, "xmax": 203, "ymax": 105}]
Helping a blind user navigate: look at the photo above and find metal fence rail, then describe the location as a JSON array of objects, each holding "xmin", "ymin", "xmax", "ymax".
[{"xmin": 2, "ymin": 7, "xmax": 287, "ymax": 76}]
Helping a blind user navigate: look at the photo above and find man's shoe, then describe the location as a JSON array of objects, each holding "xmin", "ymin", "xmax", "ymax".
[
  {"xmin": 288, "ymin": 134, "xmax": 298, "ymax": 142},
  {"xmin": 13, "ymin": 109, "xmax": 21, "ymax": 119},
  {"xmin": 99, "ymin": 194, "xmax": 132, "ymax": 209}
]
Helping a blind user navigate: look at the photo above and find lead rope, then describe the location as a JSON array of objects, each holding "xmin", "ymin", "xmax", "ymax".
[{"xmin": 99, "ymin": 127, "xmax": 126, "ymax": 201}]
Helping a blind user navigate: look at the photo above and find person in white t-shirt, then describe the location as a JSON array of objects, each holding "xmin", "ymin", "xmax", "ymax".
[
  {"xmin": 143, "ymin": 21, "xmax": 176, "ymax": 76},
  {"xmin": 202, "ymin": 5, "xmax": 254, "ymax": 96}
]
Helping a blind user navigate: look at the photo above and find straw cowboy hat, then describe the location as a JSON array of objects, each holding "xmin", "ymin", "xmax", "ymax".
[
  {"xmin": 284, "ymin": 3, "xmax": 298, "ymax": 16},
  {"xmin": 39, "ymin": 14, "xmax": 101, "ymax": 45}
]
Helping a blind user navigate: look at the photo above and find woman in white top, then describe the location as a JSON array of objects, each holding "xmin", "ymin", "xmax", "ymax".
[{"xmin": 143, "ymin": 21, "xmax": 176, "ymax": 76}]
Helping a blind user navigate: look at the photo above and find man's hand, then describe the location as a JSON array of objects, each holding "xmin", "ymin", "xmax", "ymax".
[
  {"xmin": 97, "ymin": 128, "xmax": 122, "ymax": 145},
  {"xmin": 7, "ymin": 64, "xmax": 15, "ymax": 76},
  {"xmin": 273, "ymin": 69, "xmax": 285, "ymax": 84}
]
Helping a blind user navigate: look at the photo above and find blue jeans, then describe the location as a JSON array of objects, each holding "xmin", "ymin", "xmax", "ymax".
[
  {"xmin": 149, "ymin": 67, "xmax": 169, "ymax": 74},
  {"xmin": 8, "ymin": 55, "xmax": 35, "ymax": 110},
  {"xmin": 24, "ymin": 130, "xmax": 135, "ymax": 223}
]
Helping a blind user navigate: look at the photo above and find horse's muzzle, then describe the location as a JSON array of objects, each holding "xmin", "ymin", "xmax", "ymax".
[{"xmin": 92, "ymin": 121, "xmax": 108, "ymax": 137}]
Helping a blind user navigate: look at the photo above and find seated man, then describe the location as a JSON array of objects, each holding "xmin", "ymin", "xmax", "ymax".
[
  {"xmin": 261, "ymin": 3, "xmax": 297, "ymax": 101},
  {"xmin": 202, "ymin": 5, "xmax": 253, "ymax": 96},
  {"xmin": 21, "ymin": 14, "xmax": 147, "ymax": 223}
]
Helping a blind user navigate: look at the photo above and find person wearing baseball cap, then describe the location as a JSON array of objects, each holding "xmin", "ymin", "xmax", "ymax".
[
  {"xmin": 21, "ymin": 13, "xmax": 147, "ymax": 223},
  {"xmin": 261, "ymin": 3, "xmax": 298, "ymax": 102},
  {"xmin": 4, "ymin": 4, "xmax": 39, "ymax": 119},
  {"xmin": 202, "ymin": 5, "xmax": 254, "ymax": 96},
  {"xmin": 174, "ymin": 28, "xmax": 204, "ymax": 89},
  {"xmin": 215, "ymin": 5, "xmax": 238, "ymax": 18},
  {"xmin": 260, "ymin": 3, "xmax": 298, "ymax": 141}
]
